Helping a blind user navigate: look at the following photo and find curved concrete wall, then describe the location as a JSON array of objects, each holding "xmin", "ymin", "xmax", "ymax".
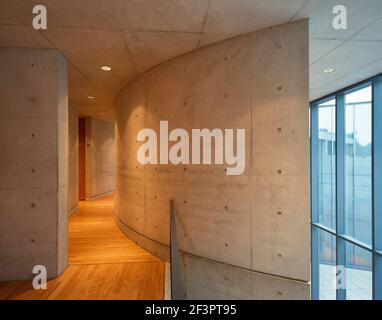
[{"xmin": 115, "ymin": 20, "xmax": 310, "ymax": 299}]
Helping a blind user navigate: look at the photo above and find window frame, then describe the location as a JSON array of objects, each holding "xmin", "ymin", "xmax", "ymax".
[{"xmin": 310, "ymin": 74, "xmax": 382, "ymax": 300}]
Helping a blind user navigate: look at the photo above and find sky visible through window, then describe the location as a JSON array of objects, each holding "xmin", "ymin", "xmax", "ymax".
[
  {"xmin": 312, "ymin": 82, "xmax": 377, "ymax": 300},
  {"xmin": 318, "ymin": 86, "xmax": 371, "ymax": 146}
]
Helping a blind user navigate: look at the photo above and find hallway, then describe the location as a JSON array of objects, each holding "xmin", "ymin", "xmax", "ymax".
[{"xmin": 0, "ymin": 195, "xmax": 165, "ymax": 300}]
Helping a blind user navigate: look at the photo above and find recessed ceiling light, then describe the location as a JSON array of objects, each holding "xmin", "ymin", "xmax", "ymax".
[
  {"xmin": 323, "ymin": 68, "xmax": 335, "ymax": 74},
  {"xmin": 101, "ymin": 65, "xmax": 112, "ymax": 71},
  {"xmin": 88, "ymin": 96, "xmax": 95, "ymax": 99}
]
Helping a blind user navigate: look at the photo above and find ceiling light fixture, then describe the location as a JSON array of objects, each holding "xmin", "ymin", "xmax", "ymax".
[
  {"xmin": 101, "ymin": 65, "xmax": 112, "ymax": 71},
  {"xmin": 88, "ymin": 96, "xmax": 95, "ymax": 99},
  {"xmin": 100, "ymin": 112, "xmax": 107, "ymax": 115},
  {"xmin": 323, "ymin": 68, "xmax": 335, "ymax": 74}
]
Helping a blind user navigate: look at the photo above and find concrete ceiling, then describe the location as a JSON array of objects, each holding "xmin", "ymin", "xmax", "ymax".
[{"xmin": 1, "ymin": 0, "xmax": 382, "ymax": 121}]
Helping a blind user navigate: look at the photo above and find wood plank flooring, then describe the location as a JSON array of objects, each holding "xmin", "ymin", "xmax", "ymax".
[
  {"xmin": 69, "ymin": 194, "xmax": 160, "ymax": 265},
  {"xmin": 0, "ymin": 194, "xmax": 165, "ymax": 300}
]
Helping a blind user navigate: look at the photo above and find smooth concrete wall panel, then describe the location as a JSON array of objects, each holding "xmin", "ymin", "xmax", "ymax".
[
  {"xmin": 0, "ymin": 48, "xmax": 68, "ymax": 281},
  {"xmin": 68, "ymin": 106, "xmax": 79, "ymax": 215},
  {"xmin": 85, "ymin": 118, "xmax": 116, "ymax": 200},
  {"xmin": 0, "ymin": 51, "xmax": 62, "ymax": 119},
  {"xmin": 183, "ymin": 254, "xmax": 252, "ymax": 299},
  {"xmin": 0, "ymin": 117, "xmax": 58, "ymax": 189},
  {"xmin": 250, "ymin": 21, "xmax": 310, "ymax": 281},
  {"xmin": 183, "ymin": 254, "xmax": 310, "ymax": 300},
  {"xmin": 0, "ymin": 188, "xmax": 60, "ymax": 280},
  {"xmin": 115, "ymin": 20, "xmax": 310, "ymax": 298},
  {"xmin": 116, "ymin": 217, "xmax": 170, "ymax": 261},
  {"xmin": 57, "ymin": 53, "xmax": 69, "ymax": 274}
]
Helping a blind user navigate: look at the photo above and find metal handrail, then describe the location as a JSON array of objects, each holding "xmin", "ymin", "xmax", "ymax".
[{"xmin": 170, "ymin": 199, "xmax": 187, "ymax": 300}]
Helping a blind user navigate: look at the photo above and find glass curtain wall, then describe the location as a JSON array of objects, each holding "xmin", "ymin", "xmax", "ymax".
[{"xmin": 311, "ymin": 75, "xmax": 382, "ymax": 300}]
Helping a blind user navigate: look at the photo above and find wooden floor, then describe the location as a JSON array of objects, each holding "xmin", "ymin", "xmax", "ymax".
[{"xmin": 0, "ymin": 194, "xmax": 165, "ymax": 300}]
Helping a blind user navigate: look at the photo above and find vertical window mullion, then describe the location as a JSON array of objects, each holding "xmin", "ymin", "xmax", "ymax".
[
  {"xmin": 310, "ymin": 103, "xmax": 319, "ymax": 300},
  {"xmin": 311, "ymin": 103, "xmax": 319, "ymax": 224},
  {"xmin": 373, "ymin": 77, "xmax": 382, "ymax": 300},
  {"xmin": 336, "ymin": 93, "xmax": 346, "ymax": 300},
  {"xmin": 311, "ymin": 226, "xmax": 319, "ymax": 300}
]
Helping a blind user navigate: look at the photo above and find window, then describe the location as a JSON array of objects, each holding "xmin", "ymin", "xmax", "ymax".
[
  {"xmin": 311, "ymin": 76, "xmax": 382, "ymax": 300},
  {"xmin": 317, "ymin": 98, "xmax": 336, "ymax": 231},
  {"xmin": 344, "ymin": 86, "xmax": 372, "ymax": 246}
]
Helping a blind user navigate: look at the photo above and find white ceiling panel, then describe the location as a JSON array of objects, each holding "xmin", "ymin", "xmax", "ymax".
[
  {"xmin": 204, "ymin": 0, "xmax": 306, "ymax": 34},
  {"xmin": 0, "ymin": 0, "xmax": 32, "ymax": 26},
  {"xmin": 123, "ymin": 31, "xmax": 200, "ymax": 73},
  {"xmin": 310, "ymin": 38, "xmax": 343, "ymax": 64},
  {"xmin": 311, "ymin": 57, "xmax": 382, "ymax": 100},
  {"xmin": 199, "ymin": 32, "xmax": 240, "ymax": 48},
  {"xmin": 68, "ymin": 65, "xmax": 119, "ymax": 121},
  {"xmin": 44, "ymin": 27, "xmax": 137, "ymax": 86},
  {"xmin": 1, "ymin": 0, "xmax": 382, "ymax": 115},
  {"xmin": 353, "ymin": 16, "xmax": 382, "ymax": 41},
  {"xmin": 0, "ymin": 25, "xmax": 53, "ymax": 48},
  {"xmin": 294, "ymin": 0, "xmax": 382, "ymax": 40},
  {"xmin": 25, "ymin": 0, "xmax": 119, "ymax": 29},
  {"xmin": 110, "ymin": 0, "xmax": 209, "ymax": 32},
  {"xmin": 310, "ymin": 40, "xmax": 382, "ymax": 95}
]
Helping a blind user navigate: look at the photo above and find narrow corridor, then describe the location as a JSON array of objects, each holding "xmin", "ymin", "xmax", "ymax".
[{"xmin": 0, "ymin": 195, "xmax": 165, "ymax": 300}]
